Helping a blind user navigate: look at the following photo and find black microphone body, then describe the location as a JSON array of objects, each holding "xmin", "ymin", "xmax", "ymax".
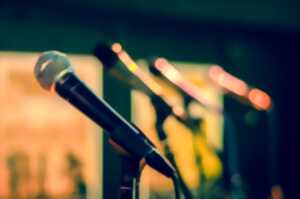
[
  {"xmin": 34, "ymin": 51, "xmax": 175, "ymax": 178},
  {"xmin": 56, "ymin": 72, "xmax": 152, "ymax": 158}
]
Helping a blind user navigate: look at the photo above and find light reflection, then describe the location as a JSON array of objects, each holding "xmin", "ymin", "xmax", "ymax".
[
  {"xmin": 111, "ymin": 42, "xmax": 122, "ymax": 54},
  {"xmin": 154, "ymin": 57, "xmax": 183, "ymax": 83},
  {"xmin": 209, "ymin": 65, "xmax": 249, "ymax": 97},
  {"xmin": 209, "ymin": 65, "xmax": 272, "ymax": 111},
  {"xmin": 153, "ymin": 58, "xmax": 222, "ymax": 113},
  {"xmin": 112, "ymin": 45, "xmax": 163, "ymax": 96},
  {"xmin": 248, "ymin": 88, "xmax": 272, "ymax": 110}
]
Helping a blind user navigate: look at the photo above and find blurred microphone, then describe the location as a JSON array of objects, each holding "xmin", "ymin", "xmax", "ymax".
[
  {"xmin": 93, "ymin": 42, "xmax": 188, "ymax": 122},
  {"xmin": 34, "ymin": 51, "xmax": 175, "ymax": 178},
  {"xmin": 208, "ymin": 65, "xmax": 272, "ymax": 111},
  {"xmin": 149, "ymin": 57, "xmax": 222, "ymax": 114}
]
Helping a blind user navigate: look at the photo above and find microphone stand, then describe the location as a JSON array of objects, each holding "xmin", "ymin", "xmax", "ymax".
[
  {"xmin": 119, "ymin": 155, "xmax": 142, "ymax": 199},
  {"xmin": 150, "ymin": 95, "xmax": 194, "ymax": 199},
  {"xmin": 109, "ymin": 135, "xmax": 143, "ymax": 199},
  {"xmin": 186, "ymin": 118, "xmax": 208, "ymax": 198},
  {"xmin": 182, "ymin": 95, "xmax": 208, "ymax": 198}
]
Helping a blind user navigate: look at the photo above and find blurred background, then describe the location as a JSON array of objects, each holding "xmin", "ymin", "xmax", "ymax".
[{"xmin": 0, "ymin": 0, "xmax": 300, "ymax": 198}]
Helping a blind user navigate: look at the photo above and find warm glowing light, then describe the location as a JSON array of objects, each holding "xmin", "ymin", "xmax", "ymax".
[
  {"xmin": 209, "ymin": 65, "xmax": 249, "ymax": 97},
  {"xmin": 209, "ymin": 65, "xmax": 272, "ymax": 110},
  {"xmin": 271, "ymin": 185, "xmax": 284, "ymax": 199},
  {"xmin": 154, "ymin": 57, "xmax": 169, "ymax": 69},
  {"xmin": 128, "ymin": 63, "xmax": 138, "ymax": 72},
  {"xmin": 208, "ymin": 65, "xmax": 223, "ymax": 79},
  {"xmin": 111, "ymin": 43, "xmax": 122, "ymax": 53},
  {"xmin": 248, "ymin": 88, "xmax": 272, "ymax": 110},
  {"xmin": 154, "ymin": 59, "xmax": 222, "ymax": 113},
  {"xmin": 118, "ymin": 51, "xmax": 138, "ymax": 72},
  {"xmin": 154, "ymin": 57, "xmax": 182, "ymax": 82},
  {"xmin": 117, "ymin": 50, "xmax": 163, "ymax": 95}
]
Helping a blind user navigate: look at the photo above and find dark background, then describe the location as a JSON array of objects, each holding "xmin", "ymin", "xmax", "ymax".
[{"xmin": 0, "ymin": 0, "xmax": 299, "ymax": 198}]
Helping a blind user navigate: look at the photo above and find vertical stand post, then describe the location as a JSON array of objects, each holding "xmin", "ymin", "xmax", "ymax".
[
  {"xmin": 150, "ymin": 95, "xmax": 194, "ymax": 199},
  {"xmin": 119, "ymin": 155, "xmax": 142, "ymax": 199},
  {"xmin": 182, "ymin": 95, "xmax": 208, "ymax": 198}
]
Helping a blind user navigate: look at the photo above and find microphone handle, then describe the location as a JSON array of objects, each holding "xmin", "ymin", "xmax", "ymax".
[
  {"xmin": 55, "ymin": 72, "xmax": 153, "ymax": 158},
  {"xmin": 55, "ymin": 72, "xmax": 176, "ymax": 178}
]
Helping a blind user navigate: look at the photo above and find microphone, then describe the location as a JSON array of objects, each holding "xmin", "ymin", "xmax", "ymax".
[
  {"xmin": 149, "ymin": 57, "xmax": 222, "ymax": 114},
  {"xmin": 93, "ymin": 42, "xmax": 187, "ymax": 122},
  {"xmin": 93, "ymin": 44, "xmax": 190, "ymax": 199},
  {"xmin": 34, "ymin": 51, "xmax": 175, "ymax": 178},
  {"xmin": 208, "ymin": 65, "xmax": 272, "ymax": 111}
]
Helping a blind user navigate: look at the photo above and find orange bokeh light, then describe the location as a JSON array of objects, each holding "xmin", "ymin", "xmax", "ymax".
[
  {"xmin": 154, "ymin": 57, "xmax": 169, "ymax": 70},
  {"xmin": 209, "ymin": 65, "xmax": 249, "ymax": 97},
  {"xmin": 111, "ymin": 42, "xmax": 122, "ymax": 53},
  {"xmin": 153, "ymin": 59, "xmax": 222, "ymax": 113},
  {"xmin": 248, "ymin": 88, "xmax": 272, "ymax": 111},
  {"xmin": 209, "ymin": 65, "xmax": 272, "ymax": 111},
  {"xmin": 115, "ymin": 49, "xmax": 163, "ymax": 95},
  {"xmin": 154, "ymin": 57, "xmax": 182, "ymax": 83},
  {"xmin": 208, "ymin": 65, "xmax": 223, "ymax": 79}
]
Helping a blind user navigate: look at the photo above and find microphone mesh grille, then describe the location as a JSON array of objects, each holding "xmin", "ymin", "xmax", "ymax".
[{"xmin": 34, "ymin": 51, "xmax": 72, "ymax": 91}]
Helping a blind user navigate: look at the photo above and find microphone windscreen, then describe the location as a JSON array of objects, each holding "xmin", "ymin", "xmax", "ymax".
[{"xmin": 34, "ymin": 51, "xmax": 73, "ymax": 91}]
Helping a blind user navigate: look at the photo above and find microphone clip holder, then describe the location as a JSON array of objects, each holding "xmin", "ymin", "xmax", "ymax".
[{"xmin": 150, "ymin": 95, "xmax": 194, "ymax": 199}]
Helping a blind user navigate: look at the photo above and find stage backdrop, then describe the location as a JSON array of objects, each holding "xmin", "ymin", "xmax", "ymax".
[
  {"xmin": 0, "ymin": 52, "xmax": 102, "ymax": 199},
  {"xmin": 131, "ymin": 61, "xmax": 223, "ymax": 199}
]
